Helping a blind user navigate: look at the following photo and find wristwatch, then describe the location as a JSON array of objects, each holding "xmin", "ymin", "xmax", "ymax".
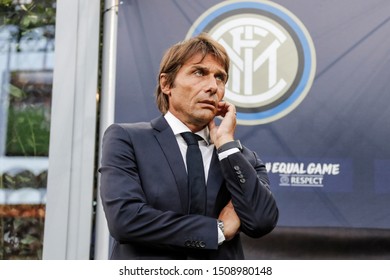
[
  {"xmin": 217, "ymin": 140, "xmax": 242, "ymax": 154},
  {"xmin": 217, "ymin": 219, "xmax": 224, "ymax": 234}
]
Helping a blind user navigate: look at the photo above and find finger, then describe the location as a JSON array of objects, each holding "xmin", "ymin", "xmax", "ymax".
[
  {"xmin": 217, "ymin": 101, "xmax": 228, "ymax": 117},
  {"xmin": 224, "ymin": 101, "xmax": 236, "ymax": 116}
]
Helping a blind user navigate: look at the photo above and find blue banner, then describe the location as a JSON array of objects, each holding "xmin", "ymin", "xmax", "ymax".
[{"xmin": 114, "ymin": 0, "xmax": 390, "ymax": 229}]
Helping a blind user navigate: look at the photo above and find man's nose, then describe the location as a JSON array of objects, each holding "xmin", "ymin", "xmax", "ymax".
[{"xmin": 205, "ymin": 75, "xmax": 218, "ymax": 94}]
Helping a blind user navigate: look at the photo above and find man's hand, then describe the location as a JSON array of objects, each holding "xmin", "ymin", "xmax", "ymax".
[
  {"xmin": 208, "ymin": 101, "xmax": 237, "ymax": 148},
  {"xmin": 218, "ymin": 200, "xmax": 241, "ymax": 241}
]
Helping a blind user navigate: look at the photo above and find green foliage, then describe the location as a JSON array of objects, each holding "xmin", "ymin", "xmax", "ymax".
[
  {"xmin": 0, "ymin": 0, "xmax": 56, "ymax": 50},
  {"xmin": 0, "ymin": 0, "xmax": 56, "ymax": 30},
  {"xmin": 0, "ymin": 0, "xmax": 55, "ymax": 261},
  {"xmin": 6, "ymin": 105, "xmax": 50, "ymax": 156},
  {"xmin": 8, "ymin": 83, "xmax": 27, "ymax": 100},
  {"xmin": 0, "ymin": 215, "xmax": 45, "ymax": 260},
  {"xmin": 1, "ymin": 170, "xmax": 47, "ymax": 189}
]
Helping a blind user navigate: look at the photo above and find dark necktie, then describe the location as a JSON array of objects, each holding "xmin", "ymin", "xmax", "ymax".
[{"xmin": 181, "ymin": 132, "xmax": 206, "ymax": 215}]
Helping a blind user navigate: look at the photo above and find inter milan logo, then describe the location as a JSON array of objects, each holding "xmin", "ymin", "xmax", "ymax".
[{"xmin": 186, "ymin": 0, "xmax": 316, "ymax": 125}]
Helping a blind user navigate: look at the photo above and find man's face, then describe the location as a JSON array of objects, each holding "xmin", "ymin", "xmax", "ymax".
[{"xmin": 161, "ymin": 53, "xmax": 227, "ymax": 131}]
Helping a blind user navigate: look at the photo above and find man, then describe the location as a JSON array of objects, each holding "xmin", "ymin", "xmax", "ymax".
[{"xmin": 99, "ymin": 34, "xmax": 278, "ymax": 259}]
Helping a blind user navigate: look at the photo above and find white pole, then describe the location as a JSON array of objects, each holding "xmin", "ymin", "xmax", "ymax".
[{"xmin": 94, "ymin": 0, "xmax": 119, "ymax": 260}]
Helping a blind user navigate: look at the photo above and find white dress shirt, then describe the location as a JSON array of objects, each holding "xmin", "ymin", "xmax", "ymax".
[
  {"xmin": 164, "ymin": 111, "xmax": 214, "ymax": 183},
  {"xmin": 164, "ymin": 111, "xmax": 240, "ymax": 245}
]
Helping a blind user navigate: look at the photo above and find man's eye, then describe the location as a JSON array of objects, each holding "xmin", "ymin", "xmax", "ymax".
[
  {"xmin": 194, "ymin": 70, "xmax": 203, "ymax": 76},
  {"xmin": 216, "ymin": 75, "xmax": 226, "ymax": 82}
]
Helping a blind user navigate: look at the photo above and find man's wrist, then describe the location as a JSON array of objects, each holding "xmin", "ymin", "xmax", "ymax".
[
  {"xmin": 217, "ymin": 219, "xmax": 225, "ymax": 245},
  {"xmin": 217, "ymin": 140, "xmax": 242, "ymax": 153},
  {"xmin": 217, "ymin": 140, "xmax": 242, "ymax": 160},
  {"xmin": 217, "ymin": 219, "xmax": 224, "ymax": 234}
]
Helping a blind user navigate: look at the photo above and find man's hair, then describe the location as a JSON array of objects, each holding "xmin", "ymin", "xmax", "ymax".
[{"xmin": 155, "ymin": 33, "xmax": 230, "ymax": 114}]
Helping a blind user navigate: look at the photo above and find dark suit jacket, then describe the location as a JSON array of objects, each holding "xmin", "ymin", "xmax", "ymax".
[{"xmin": 99, "ymin": 116, "xmax": 278, "ymax": 259}]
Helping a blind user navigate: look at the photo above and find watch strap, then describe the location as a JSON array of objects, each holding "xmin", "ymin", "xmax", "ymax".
[
  {"xmin": 217, "ymin": 219, "xmax": 224, "ymax": 234},
  {"xmin": 217, "ymin": 140, "xmax": 242, "ymax": 153}
]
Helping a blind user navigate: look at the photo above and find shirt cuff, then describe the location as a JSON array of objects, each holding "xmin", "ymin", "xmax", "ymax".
[{"xmin": 218, "ymin": 148, "xmax": 240, "ymax": 160}]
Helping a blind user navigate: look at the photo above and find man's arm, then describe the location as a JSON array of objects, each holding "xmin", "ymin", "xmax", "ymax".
[
  {"xmin": 99, "ymin": 124, "xmax": 219, "ymax": 250},
  {"xmin": 209, "ymin": 101, "xmax": 278, "ymax": 239},
  {"xmin": 219, "ymin": 148, "xmax": 279, "ymax": 238},
  {"xmin": 218, "ymin": 200, "xmax": 240, "ymax": 241}
]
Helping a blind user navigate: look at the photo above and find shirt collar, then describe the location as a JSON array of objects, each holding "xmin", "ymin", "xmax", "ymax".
[{"xmin": 164, "ymin": 111, "xmax": 210, "ymax": 145}]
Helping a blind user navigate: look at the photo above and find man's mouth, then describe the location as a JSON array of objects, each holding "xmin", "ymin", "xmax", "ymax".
[{"xmin": 199, "ymin": 100, "xmax": 217, "ymax": 109}]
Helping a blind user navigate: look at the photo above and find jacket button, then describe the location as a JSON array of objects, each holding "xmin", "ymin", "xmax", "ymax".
[
  {"xmin": 240, "ymin": 178, "xmax": 246, "ymax": 183},
  {"xmin": 234, "ymin": 165, "xmax": 240, "ymax": 170},
  {"xmin": 199, "ymin": 241, "xmax": 206, "ymax": 248},
  {"xmin": 184, "ymin": 240, "xmax": 191, "ymax": 247}
]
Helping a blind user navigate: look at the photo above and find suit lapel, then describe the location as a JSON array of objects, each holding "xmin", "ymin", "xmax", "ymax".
[
  {"xmin": 151, "ymin": 116, "xmax": 227, "ymax": 217},
  {"xmin": 151, "ymin": 116, "xmax": 189, "ymax": 214}
]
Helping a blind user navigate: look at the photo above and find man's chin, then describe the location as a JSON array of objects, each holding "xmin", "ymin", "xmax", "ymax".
[{"xmin": 194, "ymin": 111, "xmax": 216, "ymax": 126}]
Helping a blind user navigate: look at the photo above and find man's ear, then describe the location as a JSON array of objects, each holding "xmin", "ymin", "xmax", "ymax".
[{"xmin": 160, "ymin": 73, "xmax": 170, "ymax": 95}]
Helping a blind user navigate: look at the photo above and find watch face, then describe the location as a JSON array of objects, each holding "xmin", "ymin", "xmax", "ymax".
[{"xmin": 218, "ymin": 220, "xmax": 224, "ymax": 232}]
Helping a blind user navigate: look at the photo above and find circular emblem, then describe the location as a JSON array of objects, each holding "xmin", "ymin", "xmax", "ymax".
[
  {"xmin": 186, "ymin": 0, "xmax": 316, "ymax": 125},
  {"xmin": 280, "ymin": 175, "xmax": 290, "ymax": 185}
]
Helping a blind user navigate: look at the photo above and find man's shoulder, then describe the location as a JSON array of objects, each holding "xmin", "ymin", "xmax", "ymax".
[
  {"xmin": 106, "ymin": 122, "xmax": 153, "ymax": 139},
  {"xmin": 106, "ymin": 115, "xmax": 167, "ymax": 135},
  {"xmin": 115, "ymin": 122, "xmax": 152, "ymax": 130}
]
